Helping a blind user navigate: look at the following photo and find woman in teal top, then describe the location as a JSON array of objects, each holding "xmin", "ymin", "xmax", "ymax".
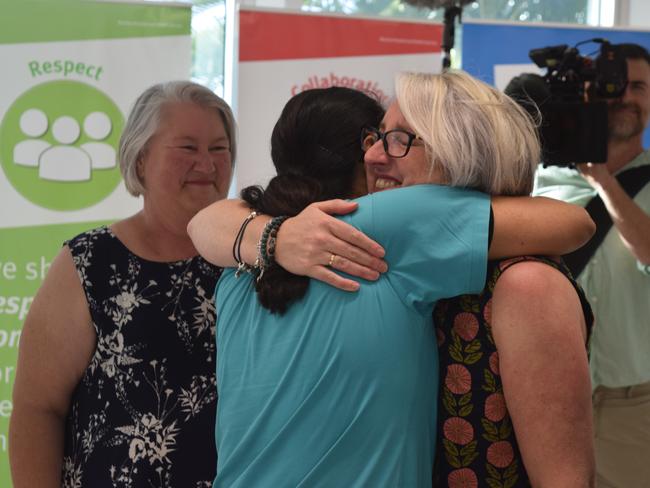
[
  {"xmin": 215, "ymin": 186, "xmax": 488, "ymax": 487},
  {"xmin": 189, "ymin": 76, "xmax": 595, "ymax": 487}
]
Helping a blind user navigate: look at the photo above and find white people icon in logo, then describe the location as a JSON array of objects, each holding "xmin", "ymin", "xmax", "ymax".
[
  {"xmin": 12, "ymin": 108, "xmax": 51, "ymax": 168},
  {"xmin": 13, "ymin": 109, "xmax": 116, "ymax": 182},
  {"xmin": 81, "ymin": 111, "xmax": 116, "ymax": 170}
]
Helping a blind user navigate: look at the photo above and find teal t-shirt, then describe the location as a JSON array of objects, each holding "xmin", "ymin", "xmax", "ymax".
[{"xmin": 214, "ymin": 185, "xmax": 490, "ymax": 487}]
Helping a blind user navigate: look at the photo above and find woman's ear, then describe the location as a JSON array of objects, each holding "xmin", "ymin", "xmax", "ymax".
[
  {"xmin": 350, "ymin": 160, "xmax": 369, "ymax": 198},
  {"xmin": 136, "ymin": 158, "xmax": 144, "ymax": 179}
]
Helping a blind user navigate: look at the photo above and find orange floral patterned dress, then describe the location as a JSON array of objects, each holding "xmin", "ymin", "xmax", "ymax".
[{"xmin": 432, "ymin": 257, "xmax": 593, "ymax": 488}]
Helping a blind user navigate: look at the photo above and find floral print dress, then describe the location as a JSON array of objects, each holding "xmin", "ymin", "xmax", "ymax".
[
  {"xmin": 433, "ymin": 257, "xmax": 594, "ymax": 488},
  {"xmin": 61, "ymin": 226, "xmax": 222, "ymax": 488}
]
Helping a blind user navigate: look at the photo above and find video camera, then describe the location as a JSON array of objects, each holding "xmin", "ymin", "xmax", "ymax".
[{"xmin": 508, "ymin": 39, "xmax": 628, "ymax": 166}]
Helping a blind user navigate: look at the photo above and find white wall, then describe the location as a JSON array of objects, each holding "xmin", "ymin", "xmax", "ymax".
[
  {"xmin": 240, "ymin": 0, "xmax": 303, "ymax": 7},
  {"xmin": 629, "ymin": 0, "xmax": 650, "ymax": 27}
]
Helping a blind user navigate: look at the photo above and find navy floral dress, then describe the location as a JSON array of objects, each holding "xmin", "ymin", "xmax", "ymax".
[
  {"xmin": 61, "ymin": 226, "xmax": 222, "ymax": 488},
  {"xmin": 433, "ymin": 257, "xmax": 594, "ymax": 488}
]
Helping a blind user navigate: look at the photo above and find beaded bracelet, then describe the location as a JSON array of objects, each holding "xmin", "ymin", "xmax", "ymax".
[
  {"xmin": 255, "ymin": 215, "xmax": 288, "ymax": 281},
  {"xmin": 232, "ymin": 210, "xmax": 258, "ymax": 277}
]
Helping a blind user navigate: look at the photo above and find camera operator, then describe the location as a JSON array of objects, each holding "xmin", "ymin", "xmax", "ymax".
[{"xmin": 534, "ymin": 43, "xmax": 650, "ymax": 487}]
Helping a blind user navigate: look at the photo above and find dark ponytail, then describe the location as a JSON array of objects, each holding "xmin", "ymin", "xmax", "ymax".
[{"xmin": 241, "ymin": 87, "xmax": 384, "ymax": 314}]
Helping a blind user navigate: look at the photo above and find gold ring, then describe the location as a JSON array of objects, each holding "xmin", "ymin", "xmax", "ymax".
[{"xmin": 328, "ymin": 253, "xmax": 337, "ymax": 267}]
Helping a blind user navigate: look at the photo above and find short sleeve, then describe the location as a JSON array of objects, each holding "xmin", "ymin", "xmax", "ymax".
[
  {"xmin": 347, "ymin": 185, "xmax": 490, "ymax": 314},
  {"xmin": 637, "ymin": 260, "xmax": 650, "ymax": 276},
  {"xmin": 533, "ymin": 164, "xmax": 596, "ymax": 206}
]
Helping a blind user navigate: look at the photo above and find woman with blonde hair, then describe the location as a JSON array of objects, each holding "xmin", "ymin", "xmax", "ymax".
[
  {"xmin": 367, "ymin": 71, "xmax": 595, "ymax": 487},
  {"xmin": 190, "ymin": 72, "xmax": 595, "ymax": 486}
]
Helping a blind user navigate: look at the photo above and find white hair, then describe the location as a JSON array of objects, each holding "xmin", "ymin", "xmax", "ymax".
[
  {"xmin": 395, "ymin": 70, "xmax": 540, "ymax": 196},
  {"xmin": 118, "ymin": 81, "xmax": 237, "ymax": 197}
]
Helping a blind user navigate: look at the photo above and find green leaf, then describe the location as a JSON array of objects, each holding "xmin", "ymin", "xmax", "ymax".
[
  {"xmin": 460, "ymin": 440, "xmax": 477, "ymax": 456},
  {"xmin": 486, "ymin": 478, "xmax": 504, "ymax": 488},
  {"xmin": 504, "ymin": 474, "xmax": 520, "ymax": 488},
  {"xmin": 453, "ymin": 332, "xmax": 463, "ymax": 349},
  {"xmin": 499, "ymin": 418, "xmax": 513, "ymax": 440},
  {"xmin": 445, "ymin": 451, "xmax": 462, "ymax": 469},
  {"xmin": 460, "ymin": 295, "xmax": 473, "ymax": 310},
  {"xmin": 443, "ymin": 438, "xmax": 460, "ymax": 457},
  {"xmin": 444, "ymin": 388, "xmax": 458, "ymax": 407},
  {"xmin": 458, "ymin": 392, "xmax": 472, "ymax": 406},
  {"xmin": 486, "ymin": 463, "xmax": 502, "ymax": 480},
  {"xmin": 465, "ymin": 339, "xmax": 482, "ymax": 354},
  {"xmin": 459, "ymin": 295, "xmax": 481, "ymax": 313},
  {"xmin": 483, "ymin": 433, "xmax": 500, "ymax": 443},
  {"xmin": 465, "ymin": 351, "xmax": 484, "ymax": 364},
  {"xmin": 461, "ymin": 451, "xmax": 480, "ymax": 466},
  {"xmin": 459, "ymin": 404, "xmax": 473, "ymax": 417},
  {"xmin": 451, "ymin": 333, "xmax": 464, "ymax": 361},
  {"xmin": 482, "ymin": 418, "xmax": 499, "ymax": 436},
  {"xmin": 443, "ymin": 396, "xmax": 458, "ymax": 416},
  {"xmin": 450, "ymin": 347, "xmax": 464, "ymax": 363},
  {"xmin": 504, "ymin": 459, "xmax": 519, "ymax": 478},
  {"xmin": 484, "ymin": 369, "xmax": 496, "ymax": 392}
]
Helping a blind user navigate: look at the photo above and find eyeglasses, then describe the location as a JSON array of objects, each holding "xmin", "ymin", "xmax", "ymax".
[{"xmin": 360, "ymin": 127, "xmax": 422, "ymax": 158}]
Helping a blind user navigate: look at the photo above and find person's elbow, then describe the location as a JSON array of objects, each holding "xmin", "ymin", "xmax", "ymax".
[
  {"xmin": 187, "ymin": 207, "xmax": 222, "ymax": 265},
  {"xmin": 572, "ymin": 206, "xmax": 596, "ymax": 249},
  {"xmin": 187, "ymin": 209, "xmax": 206, "ymax": 249}
]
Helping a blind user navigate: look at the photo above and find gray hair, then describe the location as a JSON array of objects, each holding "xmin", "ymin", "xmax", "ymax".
[
  {"xmin": 395, "ymin": 70, "xmax": 540, "ymax": 196},
  {"xmin": 119, "ymin": 80, "xmax": 237, "ymax": 196}
]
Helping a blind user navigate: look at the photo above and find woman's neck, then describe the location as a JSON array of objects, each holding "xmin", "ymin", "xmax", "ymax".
[{"xmin": 114, "ymin": 205, "xmax": 198, "ymax": 262}]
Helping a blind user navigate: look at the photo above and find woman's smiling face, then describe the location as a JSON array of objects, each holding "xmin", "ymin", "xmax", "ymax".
[
  {"xmin": 363, "ymin": 101, "xmax": 446, "ymax": 193},
  {"xmin": 139, "ymin": 101, "xmax": 232, "ymax": 215}
]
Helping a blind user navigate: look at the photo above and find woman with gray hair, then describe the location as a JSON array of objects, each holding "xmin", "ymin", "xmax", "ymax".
[
  {"xmin": 278, "ymin": 72, "xmax": 595, "ymax": 486},
  {"xmin": 9, "ymin": 81, "xmax": 235, "ymax": 487},
  {"xmin": 368, "ymin": 71, "xmax": 595, "ymax": 487},
  {"xmin": 315, "ymin": 71, "xmax": 596, "ymax": 486},
  {"xmin": 190, "ymin": 71, "xmax": 595, "ymax": 485}
]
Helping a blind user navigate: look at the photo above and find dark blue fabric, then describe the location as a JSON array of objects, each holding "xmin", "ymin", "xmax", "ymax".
[{"xmin": 62, "ymin": 226, "xmax": 221, "ymax": 488}]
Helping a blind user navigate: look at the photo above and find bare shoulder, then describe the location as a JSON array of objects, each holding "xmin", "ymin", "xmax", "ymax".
[
  {"xmin": 14, "ymin": 246, "xmax": 95, "ymax": 413},
  {"xmin": 30, "ymin": 246, "xmax": 89, "ymax": 318},
  {"xmin": 491, "ymin": 260, "xmax": 587, "ymax": 340},
  {"xmin": 493, "ymin": 260, "xmax": 572, "ymax": 300},
  {"xmin": 22, "ymin": 245, "xmax": 94, "ymax": 352},
  {"xmin": 490, "ymin": 259, "xmax": 594, "ymax": 487}
]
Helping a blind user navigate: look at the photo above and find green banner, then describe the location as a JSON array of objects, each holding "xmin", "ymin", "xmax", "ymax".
[
  {"xmin": 0, "ymin": 2, "xmax": 191, "ymax": 485},
  {"xmin": 0, "ymin": 221, "xmax": 113, "ymax": 468},
  {"xmin": 0, "ymin": 0, "xmax": 191, "ymax": 44}
]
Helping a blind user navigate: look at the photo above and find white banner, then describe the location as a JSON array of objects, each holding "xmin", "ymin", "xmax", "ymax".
[{"xmin": 236, "ymin": 9, "xmax": 443, "ymax": 191}]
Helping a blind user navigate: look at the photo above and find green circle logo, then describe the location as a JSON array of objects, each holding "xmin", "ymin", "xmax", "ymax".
[{"xmin": 0, "ymin": 80, "xmax": 124, "ymax": 210}]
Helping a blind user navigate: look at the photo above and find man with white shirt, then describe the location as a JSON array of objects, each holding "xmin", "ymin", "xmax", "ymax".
[{"xmin": 534, "ymin": 43, "xmax": 650, "ymax": 488}]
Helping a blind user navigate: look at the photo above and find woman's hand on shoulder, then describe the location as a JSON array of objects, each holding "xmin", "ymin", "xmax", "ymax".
[{"xmin": 275, "ymin": 199, "xmax": 387, "ymax": 291}]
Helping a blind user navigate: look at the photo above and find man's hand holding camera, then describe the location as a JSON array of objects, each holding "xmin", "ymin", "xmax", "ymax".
[{"xmin": 576, "ymin": 162, "xmax": 612, "ymax": 190}]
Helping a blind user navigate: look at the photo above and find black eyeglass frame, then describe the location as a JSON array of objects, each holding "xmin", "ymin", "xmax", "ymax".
[{"xmin": 360, "ymin": 126, "xmax": 423, "ymax": 158}]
